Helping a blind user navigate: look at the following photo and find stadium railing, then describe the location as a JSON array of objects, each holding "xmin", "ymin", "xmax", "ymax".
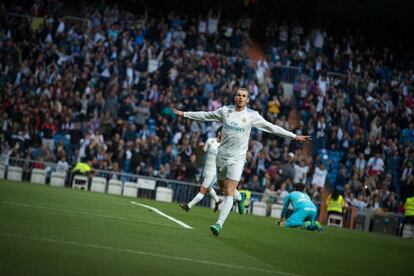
[
  {"xmin": 2, "ymin": 157, "xmax": 277, "ymax": 211},
  {"xmin": 1, "ymin": 157, "xmax": 230, "ymax": 208}
]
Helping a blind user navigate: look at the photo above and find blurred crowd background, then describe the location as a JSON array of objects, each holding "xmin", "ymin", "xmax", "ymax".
[{"xmin": 1, "ymin": 0, "xmax": 413, "ymax": 214}]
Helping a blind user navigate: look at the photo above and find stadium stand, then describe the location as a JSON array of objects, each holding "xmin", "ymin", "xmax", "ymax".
[{"xmin": 1, "ymin": 0, "xmax": 413, "ymax": 225}]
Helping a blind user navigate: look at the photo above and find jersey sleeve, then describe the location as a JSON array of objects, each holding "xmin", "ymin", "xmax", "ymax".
[
  {"xmin": 203, "ymin": 138, "xmax": 211, "ymax": 152},
  {"xmin": 183, "ymin": 107, "xmax": 225, "ymax": 122},
  {"xmin": 251, "ymin": 112, "xmax": 296, "ymax": 139}
]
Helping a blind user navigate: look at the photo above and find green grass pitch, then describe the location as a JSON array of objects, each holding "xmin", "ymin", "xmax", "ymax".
[{"xmin": 0, "ymin": 180, "xmax": 413, "ymax": 276}]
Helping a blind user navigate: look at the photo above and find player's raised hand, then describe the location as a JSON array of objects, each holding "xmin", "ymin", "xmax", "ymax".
[
  {"xmin": 170, "ymin": 107, "xmax": 184, "ymax": 117},
  {"xmin": 295, "ymin": 135, "xmax": 312, "ymax": 142}
]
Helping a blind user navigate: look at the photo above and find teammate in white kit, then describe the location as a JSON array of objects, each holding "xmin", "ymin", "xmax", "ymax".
[
  {"xmin": 172, "ymin": 88, "xmax": 311, "ymax": 236},
  {"xmin": 179, "ymin": 127, "xmax": 223, "ymax": 212}
]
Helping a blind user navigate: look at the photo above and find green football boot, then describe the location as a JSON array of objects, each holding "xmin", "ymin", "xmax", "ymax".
[
  {"xmin": 238, "ymin": 192, "xmax": 246, "ymax": 214},
  {"xmin": 303, "ymin": 221, "xmax": 312, "ymax": 230},
  {"xmin": 210, "ymin": 223, "xmax": 222, "ymax": 236},
  {"xmin": 314, "ymin": 221, "xmax": 323, "ymax": 232}
]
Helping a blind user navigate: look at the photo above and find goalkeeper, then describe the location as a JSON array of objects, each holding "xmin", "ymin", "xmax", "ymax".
[{"xmin": 278, "ymin": 191, "xmax": 322, "ymax": 231}]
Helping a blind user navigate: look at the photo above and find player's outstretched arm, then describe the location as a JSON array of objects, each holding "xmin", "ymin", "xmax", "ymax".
[
  {"xmin": 252, "ymin": 112, "xmax": 311, "ymax": 142},
  {"xmin": 171, "ymin": 107, "xmax": 184, "ymax": 117},
  {"xmin": 169, "ymin": 106, "xmax": 224, "ymax": 122},
  {"xmin": 295, "ymin": 135, "xmax": 312, "ymax": 142}
]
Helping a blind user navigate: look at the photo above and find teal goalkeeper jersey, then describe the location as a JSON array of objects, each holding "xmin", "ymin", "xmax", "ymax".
[{"xmin": 281, "ymin": 192, "xmax": 317, "ymax": 218}]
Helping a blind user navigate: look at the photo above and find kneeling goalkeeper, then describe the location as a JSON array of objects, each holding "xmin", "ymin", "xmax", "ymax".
[{"xmin": 278, "ymin": 191, "xmax": 322, "ymax": 231}]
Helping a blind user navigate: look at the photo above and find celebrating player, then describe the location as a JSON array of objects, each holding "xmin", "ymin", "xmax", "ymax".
[
  {"xmin": 171, "ymin": 88, "xmax": 311, "ymax": 236},
  {"xmin": 179, "ymin": 127, "xmax": 223, "ymax": 212}
]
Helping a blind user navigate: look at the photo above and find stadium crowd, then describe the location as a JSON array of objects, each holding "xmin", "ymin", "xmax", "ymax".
[{"xmin": 1, "ymin": 1, "xmax": 413, "ymax": 214}]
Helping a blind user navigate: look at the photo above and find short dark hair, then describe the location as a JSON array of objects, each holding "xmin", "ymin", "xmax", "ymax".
[
  {"xmin": 217, "ymin": 126, "xmax": 223, "ymax": 134},
  {"xmin": 237, "ymin": 88, "xmax": 248, "ymax": 93},
  {"xmin": 331, "ymin": 189, "xmax": 341, "ymax": 200},
  {"xmin": 294, "ymin": 183, "xmax": 306, "ymax": 192}
]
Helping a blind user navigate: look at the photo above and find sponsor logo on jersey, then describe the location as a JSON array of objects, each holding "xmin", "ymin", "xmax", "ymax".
[{"xmin": 223, "ymin": 122, "xmax": 245, "ymax": 132}]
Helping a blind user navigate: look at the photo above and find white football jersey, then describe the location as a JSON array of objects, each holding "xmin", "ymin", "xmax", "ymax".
[
  {"xmin": 184, "ymin": 105, "xmax": 296, "ymax": 162},
  {"xmin": 203, "ymin": 137, "xmax": 220, "ymax": 173}
]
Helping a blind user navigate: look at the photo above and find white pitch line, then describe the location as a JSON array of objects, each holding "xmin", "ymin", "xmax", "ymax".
[
  {"xmin": 0, "ymin": 201, "xmax": 172, "ymax": 229},
  {"xmin": 0, "ymin": 233, "xmax": 299, "ymax": 275},
  {"xmin": 131, "ymin": 201, "xmax": 193, "ymax": 229}
]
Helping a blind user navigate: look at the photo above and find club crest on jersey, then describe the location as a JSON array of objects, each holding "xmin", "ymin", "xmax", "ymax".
[{"xmin": 241, "ymin": 117, "xmax": 246, "ymax": 123}]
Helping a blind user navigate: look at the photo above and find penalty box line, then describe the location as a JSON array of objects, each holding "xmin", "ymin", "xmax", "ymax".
[
  {"xmin": 0, "ymin": 200, "xmax": 175, "ymax": 229},
  {"xmin": 131, "ymin": 201, "xmax": 193, "ymax": 229}
]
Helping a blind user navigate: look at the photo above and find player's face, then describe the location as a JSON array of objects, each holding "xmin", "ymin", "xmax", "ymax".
[{"xmin": 234, "ymin": 90, "xmax": 249, "ymax": 110}]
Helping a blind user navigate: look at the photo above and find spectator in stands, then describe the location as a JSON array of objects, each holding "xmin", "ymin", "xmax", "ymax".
[
  {"xmin": 311, "ymin": 163, "xmax": 327, "ymax": 189},
  {"xmin": 366, "ymin": 152, "xmax": 384, "ymax": 191},
  {"xmin": 335, "ymin": 167, "xmax": 348, "ymax": 190},
  {"xmin": 21, "ymin": 153, "xmax": 32, "ymax": 181},
  {"xmin": 276, "ymin": 182, "xmax": 289, "ymax": 205},
  {"xmin": 367, "ymin": 194, "xmax": 381, "ymax": 210},
  {"xmin": 248, "ymin": 175, "xmax": 264, "ymax": 193},
  {"xmin": 41, "ymin": 117, "xmax": 57, "ymax": 152},
  {"xmin": 352, "ymin": 193, "xmax": 368, "ymax": 209},
  {"xmin": 262, "ymin": 184, "xmax": 277, "ymax": 213},
  {"xmin": 56, "ymin": 155, "xmax": 69, "ymax": 174},
  {"xmin": 402, "ymin": 190, "xmax": 414, "ymax": 237},
  {"xmin": 401, "ymin": 162, "xmax": 412, "ymax": 188},
  {"xmin": 72, "ymin": 158, "xmax": 93, "ymax": 176},
  {"xmin": 386, "ymin": 149, "xmax": 400, "ymax": 193},
  {"xmin": 354, "ymin": 153, "xmax": 367, "ymax": 180},
  {"xmin": 326, "ymin": 189, "xmax": 346, "ymax": 216},
  {"xmin": 385, "ymin": 192, "xmax": 398, "ymax": 213},
  {"xmin": 280, "ymin": 152, "xmax": 296, "ymax": 182},
  {"xmin": 293, "ymin": 159, "xmax": 309, "ymax": 186},
  {"xmin": 348, "ymin": 173, "xmax": 363, "ymax": 194}
]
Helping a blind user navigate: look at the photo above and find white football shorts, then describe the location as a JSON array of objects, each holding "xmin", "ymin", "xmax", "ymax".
[
  {"xmin": 202, "ymin": 169, "xmax": 217, "ymax": 189},
  {"xmin": 216, "ymin": 158, "xmax": 245, "ymax": 182}
]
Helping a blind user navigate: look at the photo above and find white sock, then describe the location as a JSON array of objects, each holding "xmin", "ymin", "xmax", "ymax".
[
  {"xmin": 217, "ymin": 196, "xmax": 233, "ymax": 228},
  {"xmin": 188, "ymin": 192, "xmax": 205, "ymax": 208},
  {"xmin": 233, "ymin": 189, "xmax": 242, "ymax": 201},
  {"xmin": 209, "ymin": 188, "xmax": 220, "ymax": 202}
]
